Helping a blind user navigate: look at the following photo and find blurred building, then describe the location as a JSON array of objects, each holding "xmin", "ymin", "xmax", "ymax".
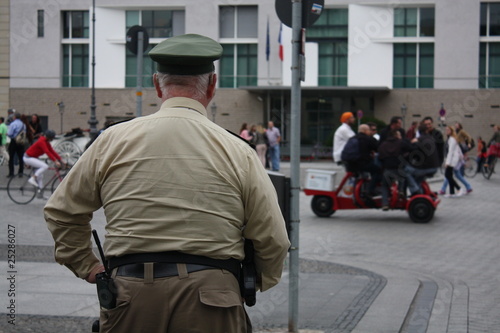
[{"xmin": 6, "ymin": 0, "xmax": 500, "ymax": 154}]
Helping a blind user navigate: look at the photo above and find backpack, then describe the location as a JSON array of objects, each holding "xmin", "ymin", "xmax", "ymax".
[
  {"xmin": 15, "ymin": 129, "xmax": 27, "ymax": 145},
  {"xmin": 341, "ymin": 136, "xmax": 360, "ymax": 162}
]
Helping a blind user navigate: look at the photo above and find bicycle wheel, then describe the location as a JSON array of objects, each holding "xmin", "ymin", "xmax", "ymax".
[
  {"xmin": 482, "ymin": 157, "xmax": 496, "ymax": 180},
  {"xmin": 463, "ymin": 157, "xmax": 477, "ymax": 178},
  {"xmin": 7, "ymin": 173, "xmax": 37, "ymax": 204},
  {"xmin": 51, "ymin": 173, "xmax": 66, "ymax": 193}
]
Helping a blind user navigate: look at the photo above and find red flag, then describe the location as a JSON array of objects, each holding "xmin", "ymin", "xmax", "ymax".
[{"xmin": 278, "ymin": 24, "xmax": 284, "ymax": 61}]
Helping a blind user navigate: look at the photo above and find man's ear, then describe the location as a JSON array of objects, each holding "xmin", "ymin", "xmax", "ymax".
[
  {"xmin": 153, "ymin": 73, "xmax": 163, "ymax": 98},
  {"xmin": 207, "ymin": 73, "xmax": 217, "ymax": 100}
]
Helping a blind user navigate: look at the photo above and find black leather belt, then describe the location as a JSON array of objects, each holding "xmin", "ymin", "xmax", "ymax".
[
  {"xmin": 109, "ymin": 251, "xmax": 241, "ymax": 279},
  {"xmin": 116, "ymin": 263, "xmax": 215, "ymax": 279}
]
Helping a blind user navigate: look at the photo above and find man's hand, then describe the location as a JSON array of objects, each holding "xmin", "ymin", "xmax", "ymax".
[
  {"xmin": 55, "ymin": 160, "xmax": 61, "ymax": 168},
  {"xmin": 85, "ymin": 264, "xmax": 106, "ymax": 284}
]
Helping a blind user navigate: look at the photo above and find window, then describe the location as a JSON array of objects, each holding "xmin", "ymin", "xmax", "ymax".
[
  {"xmin": 393, "ymin": 8, "xmax": 434, "ymax": 88},
  {"xmin": 125, "ymin": 10, "xmax": 185, "ymax": 87},
  {"xmin": 63, "ymin": 11, "xmax": 89, "ymax": 38},
  {"xmin": 307, "ymin": 9, "xmax": 348, "ymax": 86},
  {"xmin": 37, "ymin": 10, "xmax": 44, "ymax": 37},
  {"xmin": 125, "ymin": 10, "xmax": 185, "ymax": 38},
  {"xmin": 62, "ymin": 11, "xmax": 89, "ymax": 87},
  {"xmin": 480, "ymin": 43, "xmax": 500, "ymax": 88},
  {"xmin": 220, "ymin": 44, "xmax": 257, "ymax": 87},
  {"xmin": 219, "ymin": 6, "xmax": 258, "ymax": 88},
  {"xmin": 480, "ymin": 3, "xmax": 500, "ymax": 88},
  {"xmin": 481, "ymin": 3, "xmax": 500, "ymax": 36},
  {"xmin": 394, "ymin": 7, "xmax": 435, "ymax": 37},
  {"xmin": 62, "ymin": 44, "xmax": 89, "ymax": 87},
  {"xmin": 393, "ymin": 43, "xmax": 434, "ymax": 88}
]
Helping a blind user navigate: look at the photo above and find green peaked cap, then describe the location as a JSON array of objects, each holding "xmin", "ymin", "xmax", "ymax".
[{"xmin": 149, "ymin": 34, "xmax": 223, "ymax": 75}]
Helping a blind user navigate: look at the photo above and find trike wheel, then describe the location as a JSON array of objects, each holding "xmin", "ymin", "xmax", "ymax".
[
  {"xmin": 311, "ymin": 195, "xmax": 335, "ymax": 217},
  {"xmin": 408, "ymin": 198, "xmax": 434, "ymax": 223}
]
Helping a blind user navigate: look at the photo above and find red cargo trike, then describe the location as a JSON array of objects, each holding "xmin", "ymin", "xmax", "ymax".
[{"xmin": 304, "ymin": 169, "xmax": 440, "ymax": 223}]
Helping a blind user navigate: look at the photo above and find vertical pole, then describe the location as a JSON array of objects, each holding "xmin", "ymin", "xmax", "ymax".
[
  {"xmin": 136, "ymin": 31, "xmax": 144, "ymax": 118},
  {"xmin": 289, "ymin": 0, "xmax": 302, "ymax": 332},
  {"xmin": 88, "ymin": 0, "xmax": 98, "ymax": 139}
]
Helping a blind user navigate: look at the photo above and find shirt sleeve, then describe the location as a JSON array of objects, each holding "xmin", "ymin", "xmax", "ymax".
[
  {"xmin": 45, "ymin": 140, "xmax": 62, "ymax": 161},
  {"xmin": 241, "ymin": 150, "xmax": 290, "ymax": 292},
  {"xmin": 44, "ymin": 143, "xmax": 103, "ymax": 278}
]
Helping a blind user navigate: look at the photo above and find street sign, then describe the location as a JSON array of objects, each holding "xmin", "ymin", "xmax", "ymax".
[
  {"xmin": 275, "ymin": 0, "xmax": 325, "ymax": 28},
  {"xmin": 439, "ymin": 107, "xmax": 446, "ymax": 117},
  {"xmin": 357, "ymin": 109, "xmax": 364, "ymax": 119},
  {"xmin": 126, "ymin": 25, "xmax": 149, "ymax": 55}
]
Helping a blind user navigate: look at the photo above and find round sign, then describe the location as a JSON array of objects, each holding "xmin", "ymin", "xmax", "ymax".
[
  {"xmin": 439, "ymin": 107, "xmax": 446, "ymax": 117},
  {"xmin": 357, "ymin": 110, "xmax": 364, "ymax": 119},
  {"xmin": 275, "ymin": 0, "xmax": 325, "ymax": 29},
  {"xmin": 126, "ymin": 26, "xmax": 150, "ymax": 55}
]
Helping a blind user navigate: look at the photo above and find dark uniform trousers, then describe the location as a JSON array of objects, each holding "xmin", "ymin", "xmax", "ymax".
[{"xmin": 100, "ymin": 263, "xmax": 252, "ymax": 333}]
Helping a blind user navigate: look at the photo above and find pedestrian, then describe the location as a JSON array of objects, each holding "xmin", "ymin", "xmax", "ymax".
[
  {"xmin": 332, "ymin": 111, "xmax": 355, "ymax": 163},
  {"xmin": 267, "ymin": 120, "xmax": 281, "ymax": 171},
  {"xmin": 406, "ymin": 121, "xmax": 418, "ymax": 140},
  {"xmin": 253, "ymin": 123, "xmax": 268, "ymax": 167},
  {"xmin": 29, "ymin": 113, "xmax": 44, "ymax": 142},
  {"xmin": 442, "ymin": 125, "xmax": 466, "ymax": 197},
  {"xmin": 44, "ymin": 34, "xmax": 290, "ymax": 333},
  {"xmin": 20, "ymin": 114, "xmax": 34, "ymax": 146},
  {"xmin": 239, "ymin": 122, "xmax": 253, "ymax": 141},
  {"xmin": 6, "ymin": 108, "xmax": 14, "ymax": 125},
  {"xmin": 0, "ymin": 117, "xmax": 9, "ymax": 164},
  {"xmin": 421, "ymin": 116, "xmax": 445, "ymax": 166},
  {"xmin": 476, "ymin": 136, "xmax": 487, "ymax": 173},
  {"xmin": 483, "ymin": 124, "xmax": 500, "ymax": 168},
  {"xmin": 6, "ymin": 112, "xmax": 26, "ymax": 177},
  {"xmin": 23, "ymin": 130, "xmax": 64, "ymax": 198},
  {"xmin": 367, "ymin": 122, "xmax": 380, "ymax": 140}
]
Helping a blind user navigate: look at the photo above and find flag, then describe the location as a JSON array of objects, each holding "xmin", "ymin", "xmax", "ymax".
[
  {"xmin": 278, "ymin": 23, "xmax": 284, "ymax": 61},
  {"xmin": 266, "ymin": 18, "xmax": 270, "ymax": 61}
]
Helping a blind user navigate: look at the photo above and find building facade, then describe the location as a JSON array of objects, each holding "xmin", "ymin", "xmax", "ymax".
[{"xmin": 7, "ymin": 0, "xmax": 500, "ymax": 153}]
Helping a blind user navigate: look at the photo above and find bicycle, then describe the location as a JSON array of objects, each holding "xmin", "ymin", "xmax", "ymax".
[
  {"xmin": 463, "ymin": 155, "xmax": 478, "ymax": 178},
  {"xmin": 7, "ymin": 164, "xmax": 70, "ymax": 204},
  {"xmin": 482, "ymin": 155, "xmax": 497, "ymax": 180}
]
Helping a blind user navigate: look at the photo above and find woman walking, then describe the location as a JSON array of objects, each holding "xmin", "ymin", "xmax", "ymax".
[
  {"xmin": 442, "ymin": 125, "xmax": 467, "ymax": 198},
  {"xmin": 252, "ymin": 124, "xmax": 268, "ymax": 167}
]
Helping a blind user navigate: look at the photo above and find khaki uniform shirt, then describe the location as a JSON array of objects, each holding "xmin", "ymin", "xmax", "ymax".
[{"xmin": 45, "ymin": 97, "xmax": 290, "ymax": 291}]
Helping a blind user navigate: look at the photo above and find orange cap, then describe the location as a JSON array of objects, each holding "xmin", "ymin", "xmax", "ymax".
[{"xmin": 340, "ymin": 112, "xmax": 354, "ymax": 123}]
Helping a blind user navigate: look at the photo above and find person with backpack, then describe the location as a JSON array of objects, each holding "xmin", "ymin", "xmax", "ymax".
[
  {"xmin": 342, "ymin": 124, "xmax": 380, "ymax": 196},
  {"xmin": 6, "ymin": 112, "xmax": 26, "ymax": 178}
]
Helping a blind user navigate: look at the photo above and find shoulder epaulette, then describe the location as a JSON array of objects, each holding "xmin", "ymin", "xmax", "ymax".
[{"xmin": 226, "ymin": 129, "xmax": 256, "ymax": 151}]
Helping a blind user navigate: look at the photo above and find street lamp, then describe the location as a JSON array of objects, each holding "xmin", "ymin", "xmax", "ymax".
[
  {"xmin": 88, "ymin": 0, "xmax": 99, "ymax": 140},
  {"xmin": 210, "ymin": 102, "xmax": 217, "ymax": 123},
  {"xmin": 400, "ymin": 103, "xmax": 407, "ymax": 129},
  {"xmin": 57, "ymin": 101, "xmax": 65, "ymax": 134}
]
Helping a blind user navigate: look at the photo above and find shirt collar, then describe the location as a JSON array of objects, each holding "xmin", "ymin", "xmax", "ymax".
[{"xmin": 160, "ymin": 97, "xmax": 208, "ymax": 118}]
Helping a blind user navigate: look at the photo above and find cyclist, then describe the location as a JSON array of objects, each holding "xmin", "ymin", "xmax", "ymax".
[
  {"xmin": 484, "ymin": 124, "xmax": 500, "ymax": 168},
  {"xmin": 23, "ymin": 130, "xmax": 64, "ymax": 188}
]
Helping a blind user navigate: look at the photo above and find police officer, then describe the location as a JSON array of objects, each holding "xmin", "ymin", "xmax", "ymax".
[{"xmin": 44, "ymin": 34, "xmax": 290, "ymax": 333}]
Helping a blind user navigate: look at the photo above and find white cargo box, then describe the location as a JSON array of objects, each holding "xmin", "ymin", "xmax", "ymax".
[{"xmin": 304, "ymin": 169, "xmax": 336, "ymax": 191}]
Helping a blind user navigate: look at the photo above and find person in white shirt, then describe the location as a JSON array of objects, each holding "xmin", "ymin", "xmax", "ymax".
[{"xmin": 332, "ymin": 112, "xmax": 356, "ymax": 163}]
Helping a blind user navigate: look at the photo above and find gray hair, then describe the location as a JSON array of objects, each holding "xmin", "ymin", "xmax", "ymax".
[{"xmin": 156, "ymin": 72, "xmax": 212, "ymax": 100}]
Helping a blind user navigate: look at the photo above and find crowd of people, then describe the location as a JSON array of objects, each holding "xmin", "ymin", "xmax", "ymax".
[
  {"xmin": 0, "ymin": 109, "xmax": 64, "ymax": 198},
  {"xmin": 239, "ymin": 121, "xmax": 281, "ymax": 172},
  {"xmin": 333, "ymin": 111, "xmax": 500, "ymax": 208}
]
